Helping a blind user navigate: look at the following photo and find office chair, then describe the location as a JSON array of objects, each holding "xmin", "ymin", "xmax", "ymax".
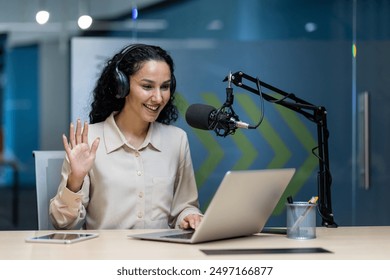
[{"xmin": 33, "ymin": 150, "xmax": 65, "ymax": 230}]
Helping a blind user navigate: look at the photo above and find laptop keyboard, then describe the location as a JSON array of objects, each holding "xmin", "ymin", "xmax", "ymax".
[{"xmin": 162, "ymin": 232, "xmax": 194, "ymax": 239}]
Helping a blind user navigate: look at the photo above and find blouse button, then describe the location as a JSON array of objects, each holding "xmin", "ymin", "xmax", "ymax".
[
  {"xmin": 137, "ymin": 170, "xmax": 142, "ymax": 176},
  {"xmin": 135, "ymin": 152, "xmax": 140, "ymax": 157},
  {"xmin": 138, "ymin": 192, "xmax": 144, "ymax": 198},
  {"xmin": 137, "ymin": 212, "xmax": 143, "ymax": 218}
]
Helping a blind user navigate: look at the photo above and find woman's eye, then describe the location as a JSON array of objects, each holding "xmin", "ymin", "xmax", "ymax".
[
  {"xmin": 161, "ymin": 84, "xmax": 170, "ymax": 90},
  {"xmin": 142, "ymin": 85, "xmax": 153, "ymax": 90}
]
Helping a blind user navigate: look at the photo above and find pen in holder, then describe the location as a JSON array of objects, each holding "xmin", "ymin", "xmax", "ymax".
[{"xmin": 286, "ymin": 197, "xmax": 317, "ymax": 239}]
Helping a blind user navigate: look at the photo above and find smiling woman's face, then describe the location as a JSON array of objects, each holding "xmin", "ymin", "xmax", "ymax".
[{"xmin": 123, "ymin": 60, "xmax": 172, "ymax": 124}]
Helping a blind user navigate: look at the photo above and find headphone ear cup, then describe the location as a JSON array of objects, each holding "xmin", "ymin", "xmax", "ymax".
[
  {"xmin": 170, "ymin": 74, "xmax": 176, "ymax": 93},
  {"xmin": 114, "ymin": 67, "xmax": 130, "ymax": 99}
]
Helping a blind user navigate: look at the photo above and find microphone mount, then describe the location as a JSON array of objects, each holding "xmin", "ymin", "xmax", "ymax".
[
  {"xmin": 210, "ymin": 71, "xmax": 241, "ymax": 137},
  {"xmin": 225, "ymin": 71, "xmax": 337, "ymax": 228}
]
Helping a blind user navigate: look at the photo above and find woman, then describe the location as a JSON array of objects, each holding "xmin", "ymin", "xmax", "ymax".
[{"xmin": 49, "ymin": 44, "xmax": 203, "ymax": 230}]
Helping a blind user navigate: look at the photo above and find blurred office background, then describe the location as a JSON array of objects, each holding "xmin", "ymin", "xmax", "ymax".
[{"xmin": 0, "ymin": 0, "xmax": 389, "ymax": 230}]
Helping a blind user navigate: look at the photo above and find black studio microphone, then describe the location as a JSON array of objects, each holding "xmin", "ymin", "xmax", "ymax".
[
  {"xmin": 185, "ymin": 104, "xmax": 250, "ymax": 137},
  {"xmin": 185, "ymin": 72, "xmax": 253, "ymax": 137}
]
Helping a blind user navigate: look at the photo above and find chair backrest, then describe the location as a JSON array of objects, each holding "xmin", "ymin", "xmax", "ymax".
[{"xmin": 33, "ymin": 150, "xmax": 65, "ymax": 230}]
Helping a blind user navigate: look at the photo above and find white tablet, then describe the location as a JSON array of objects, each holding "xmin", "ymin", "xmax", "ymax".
[{"xmin": 25, "ymin": 232, "xmax": 99, "ymax": 244}]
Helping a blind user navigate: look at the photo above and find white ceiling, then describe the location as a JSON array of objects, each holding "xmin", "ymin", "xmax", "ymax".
[{"xmin": 0, "ymin": 0, "xmax": 166, "ymax": 47}]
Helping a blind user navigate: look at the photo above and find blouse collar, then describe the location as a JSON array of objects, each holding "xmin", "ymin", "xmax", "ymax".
[{"xmin": 103, "ymin": 112, "xmax": 162, "ymax": 153}]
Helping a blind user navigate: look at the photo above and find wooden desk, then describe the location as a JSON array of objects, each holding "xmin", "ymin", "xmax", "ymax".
[{"xmin": 1, "ymin": 226, "xmax": 389, "ymax": 260}]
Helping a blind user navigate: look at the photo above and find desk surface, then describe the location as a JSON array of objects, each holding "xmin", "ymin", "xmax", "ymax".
[{"xmin": 1, "ymin": 226, "xmax": 389, "ymax": 260}]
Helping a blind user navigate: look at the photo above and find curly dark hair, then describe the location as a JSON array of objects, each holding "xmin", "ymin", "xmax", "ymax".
[{"xmin": 89, "ymin": 43, "xmax": 178, "ymax": 124}]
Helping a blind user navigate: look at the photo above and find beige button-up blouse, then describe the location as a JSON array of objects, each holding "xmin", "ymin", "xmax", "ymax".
[{"xmin": 49, "ymin": 113, "xmax": 202, "ymax": 229}]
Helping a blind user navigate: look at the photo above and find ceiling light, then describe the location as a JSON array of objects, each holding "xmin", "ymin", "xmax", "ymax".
[
  {"xmin": 78, "ymin": 15, "xmax": 93, "ymax": 30},
  {"xmin": 36, "ymin": 10, "xmax": 50, "ymax": 25}
]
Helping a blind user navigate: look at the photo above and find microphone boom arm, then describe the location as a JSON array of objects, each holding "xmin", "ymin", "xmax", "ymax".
[{"xmin": 229, "ymin": 71, "xmax": 337, "ymax": 227}]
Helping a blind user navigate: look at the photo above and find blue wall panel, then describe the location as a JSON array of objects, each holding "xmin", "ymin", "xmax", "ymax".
[{"xmin": 2, "ymin": 45, "xmax": 39, "ymax": 187}]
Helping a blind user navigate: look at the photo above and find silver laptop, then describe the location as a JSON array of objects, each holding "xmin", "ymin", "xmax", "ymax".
[{"xmin": 129, "ymin": 168, "xmax": 295, "ymax": 244}]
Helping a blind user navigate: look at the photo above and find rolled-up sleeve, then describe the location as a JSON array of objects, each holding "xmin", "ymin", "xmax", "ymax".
[{"xmin": 49, "ymin": 158, "xmax": 90, "ymax": 229}]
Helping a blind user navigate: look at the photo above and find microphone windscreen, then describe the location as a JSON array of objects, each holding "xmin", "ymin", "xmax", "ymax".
[{"xmin": 185, "ymin": 104, "xmax": 216, "ymax": 130}]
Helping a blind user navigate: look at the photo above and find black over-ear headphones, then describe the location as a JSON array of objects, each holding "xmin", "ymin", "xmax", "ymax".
[
  {"xmin": 113, "ymin": 44, "xmax": 177, "ymax": 99},
  {"xmin": 113, "ymin": 44, "xmax": 140, "ymax": 99}
]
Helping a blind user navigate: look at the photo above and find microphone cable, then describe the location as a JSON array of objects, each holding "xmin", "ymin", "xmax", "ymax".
[{"xmin": 247, "ymin": 76, "xmax": 265, "ymax": 129}]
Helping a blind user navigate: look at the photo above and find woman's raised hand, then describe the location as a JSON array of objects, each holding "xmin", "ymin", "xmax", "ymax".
[{"xmin": 62, "ymin": 119, "xmax": 100, "ymax": 192}]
